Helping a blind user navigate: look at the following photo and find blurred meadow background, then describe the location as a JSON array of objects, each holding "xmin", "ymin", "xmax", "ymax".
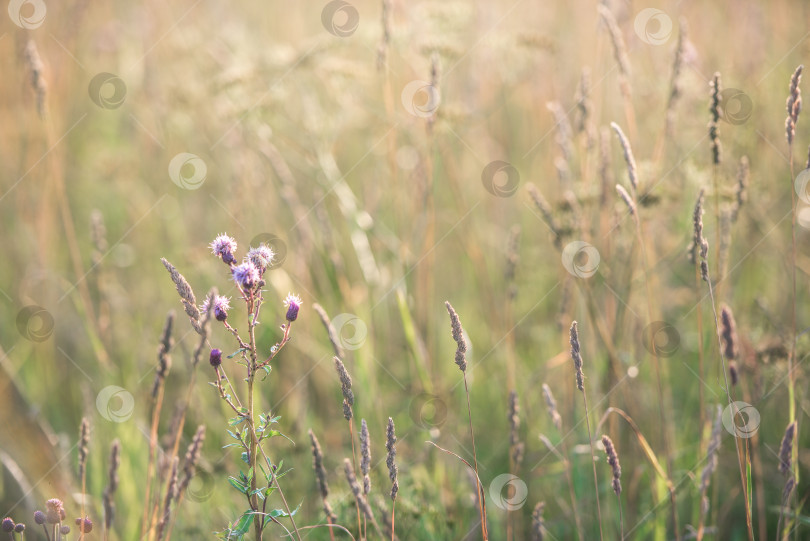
[{"xmin": 2, "ymin": 0, "xmax": 810, "ymax": 539}]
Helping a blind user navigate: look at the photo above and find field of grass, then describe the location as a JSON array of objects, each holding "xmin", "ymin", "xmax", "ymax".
[{"xmin": 1, "ymin": 0, "xmax": 810, "ymax": 539}]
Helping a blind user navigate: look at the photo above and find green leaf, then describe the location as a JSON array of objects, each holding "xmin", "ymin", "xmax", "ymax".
[
  {"xmin": 232, "ymin": 511, "xmax": 254, "ymax": 535},
  {"xmin": 228, "ymin": 348, "xmax": 248, "ymax": 359},
  {"xmin": 228, "ymin": 416, "xmax": 247, "ymax": 427},
  {"xmin": 227, "ymin": 477, "xmax": 247, "ymax": 495}
]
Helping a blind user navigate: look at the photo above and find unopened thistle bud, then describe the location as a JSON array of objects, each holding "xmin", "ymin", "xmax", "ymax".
[{"xmin": 209, "ymin": 348, "xmax": 222, "ymax": 368}]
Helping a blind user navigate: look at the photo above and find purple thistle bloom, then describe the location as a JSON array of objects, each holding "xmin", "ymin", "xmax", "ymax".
[
  {"xmin": 247, "ymin": 245, "xmax": 274, "ymax": 272},
  {"xmin": 2, "ymin": 518, "xmax": 14, "ymax": 532},
  {"xmin": 210, "ymin": 234, "xmax": 238, "ymax": 265},
  {"xmin": 232, "ymin": 261, "xmax": 260, "ymax": 290},
  {"xmin": 33, "ymin": 511, "xmax": 45, "ymax": 525},
  {"xmin": 284, "ymin": 293, "xmax": 302, "ymax": 322},
  {"xmin": 202, "ymin": 295, "xmax": 231, "ymax": 322},
  {"xmin": 209, "ymin": 348, "xmax": 222, "ymax": 368}
]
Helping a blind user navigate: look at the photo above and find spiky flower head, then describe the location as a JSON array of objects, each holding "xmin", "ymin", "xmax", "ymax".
[
  {"xmin": 232, "ymin": 261, "xmax": 260, "ymax": 290},
  {"xmin": 202, "ymin": 295, "xmax": 231, "ymax": 322},
  {"xmin": 33, "ymin": 511, "xmax": 45, "ymax": 525},
  {"xmin": 247, "ymin": 245, "xmax": 274, "ymax": 272},
  {"xmin": 1, "ymin": 518, "xmax": 14, "ymax": 532},
  {"xmin": 284, "ymin": 293, "xmax": 302, "ymax": 322},
  {"xmin": 13, "ymin": 523, "xmax": 24, "ymax": 533},
  {"xmin": 209, "ymin": 234, "xmax": 237, "ymax": 265},
  {"xmin": 45, "ymin": 499, "xmax": 65, "ymax": 524},
  {"xmin": 75, "ymin": 517, "xmax": 93, "ymax": 533}
]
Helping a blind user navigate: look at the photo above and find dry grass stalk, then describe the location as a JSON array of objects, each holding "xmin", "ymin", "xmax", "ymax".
[
  {"xmin": 23, "ymin": 40, "xmax": 47, "ymax": 117},
  {"xmin": 570, "ymin": 321, "xmax": 604, "ymax": 541},
  {"xmin": 444, "ymin": 301, "xmax": 487, "ymax": 540},
  {"xmin": 309, "ymin": 429, "xmax": 337, "ymax": 540},
  {"xmin": 161, "ymin": 258, "xmax": 202, "ymax": 334},
  {"xmin": 601, "ymin": 435, "xmax": 623, "ymax": 539},
  {"xmin": 526, "ymin": 183, "xmax": 563, "ymax": 248},
  {"xmin": 385, "ymin": 417, "xmax": 399, "ymax": 541},
  {"xmin": 731, "ymin": 156, "xmax": 749, "ymax": 223},
  {"xmin": 152, "ymin": 312, "xmax": 174, "ymax": 398},
  {"xmin": 531, "ymin": 502, "xmax": 545, "ymax": 541},
  {"xmin": 615, "ymin": 184, "xmax": 636, "ymax": 216},
  {"xmin": 344, "ymin": 459, "xmax": 382, "ymax": 537},
  {"xmin": 314, "ymin": 303, "xmax": 344, "ymax": 359},
  {"xmin": 547, "ymin": 101, "xmax": 575, "ymax": 166},
  {"xmin": 697, "ymin": 406, "xmax": 722, "ymax": 541},
  {"xmin": 786, "ymin": 66, "xmax": 803, "ymax": 145},
  {"xmin": 664, "ymin": 18, "xmax": 689, "ymax": 137},
  {"xmin": 103, "ymin": 440, "xmax": 120, "ymax": 540},
  {"xmin": 709, "ymin": 73, "xmax": 722, "ymax": 165},
  {"xmin": 610, "ymin": 122, "xmax": 638, "ymax": 193},
  {"xmin": 155, "ymin": 456, "xmax": 178, "ymax": 541}
]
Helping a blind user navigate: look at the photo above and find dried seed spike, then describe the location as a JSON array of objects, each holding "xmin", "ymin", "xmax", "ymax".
[
  {"xmin": 601, "ymin": 435, "xmax": 622, "ymax": 496},
  {"xmin": 152, "ymin": 311, "xmax": 175, "ymax": 398},
  {"xmin": 103, "ymin": 439, "xmax": 121, "ymax": 531},
  {"xmin": 526, "ymin": 183, "xmax": 563, "ymax": 248},
  {"xmin": 778, "ymin": 421, "xmax": 797, "ymax": 476},
  {"xmin": 309, "ymin": 429, "xmax": 330, "ymax": 500},
  {"xmin": 444, "ymin": 301, "xmax": 467, "ymax": 372},
  {"xmin": 786, "ymin": 65, "xmax": 804, "ymax": 145},
  {"xmin": 360, "ymin": 419, "xmax": 371, "ymax": 495},
  {"xmin": 78, "ymin": 417, "xmax": 90, "ymax": 480},
  {"xmin": 386, "ymin": 417, "xmax": 399, "ymax": 501},
  {"xmin": 334, "ymin": 357, "xmax": 354, "ymax": 420},
  {"xmin": 709, "ymin": 73, "xmax": 722, "ymax": 165},
  {"xmin": 508, "ymin": 391, "xmax": 524, "ymax": 468},
  {"xmin": 344, "ymin": 459, "xmax": 374, "ymax": 521},
  {"xmin": 314, "ymin": 303, "xmax": 343, "ymax": 359},
  {"xmin": 616, "ymin": 184, "xmax": 636, "ymax": 216},
  {"xmin": 161, "ymin": 258, "xmax": 202, "ymax": 334},
  {"xmin": 541, "ymin": 383, "xmax": 562, "ymax": 432},
  {"xmin": 178, "ymin": 425, "xmax": 206, "ymax": 497},
  {"xmin": 610, "ymin": 122, "xmax": 638, "ymax": 193},
  {"xmin": 731, "ymin": 156, "xmax": 749, "ymax": 223},
  {"xmin": 570, "ymin": 321, "xmax": 585, "ymax": 391},
  {"xmin": 531, "ymin": 501, "xmax": 545, "ymax": 541}
]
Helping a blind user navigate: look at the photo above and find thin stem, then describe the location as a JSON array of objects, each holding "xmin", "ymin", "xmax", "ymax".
[
  {"xmin": 463, "ymin": 374, "xmax": 488, "ymax": 541},
  {"xmin": 348, "ymin": 420, "xmax": 362, "ymax": 539},
  {"xmin": 581, "ymin": 391, "xmax": 604, "ymax": 541},
  {"xmin": 632, "ymin": 214, "xmax": 680, "ymax": 540},
  {"xmin": 704, "ymin": 273, "xmax": 755, "ymax": 541}
]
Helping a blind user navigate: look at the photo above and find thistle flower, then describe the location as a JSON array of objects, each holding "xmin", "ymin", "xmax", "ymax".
[
  {"xmin": 75, "ymin": 517, "xmax": 93, "ymax": 533},
  {"xmin": 13, "ymin": 523, "xmax": 24, "ymax": 533},
  {"xmin": 210, "ymin": 234, "xmax": 237, "ymax": 265},
  {"xmin": 60, "ymin": 524, "xmax": 71, "ymax": 535},
  {"xmin": 247, "ymin": 245, "xmax": 274, "ymax": 272},
  {"xmin": 45, "ymin": 499, "xmax": 65, "ymax": 524},
  {"xmin": 209, "ymin": 348, "xmax": 222, "ymax": 368},
  {"xmin": 1, "ymin": 518, "xmax": 14, "ymax": 532},
  {"xmin": 33, "ymin": 511, "xmax": 45, "ymax": 525},
  {"xmin": 232, "ymin": 261, "xmax": 260, "ymax": 290},
  {"xmin": 284, "ymin": 293, "xmax": 302, "ymax": 322},
  {"xmin": 202, "ymin": 295, "xmax": 231, "ymax": 322}
]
